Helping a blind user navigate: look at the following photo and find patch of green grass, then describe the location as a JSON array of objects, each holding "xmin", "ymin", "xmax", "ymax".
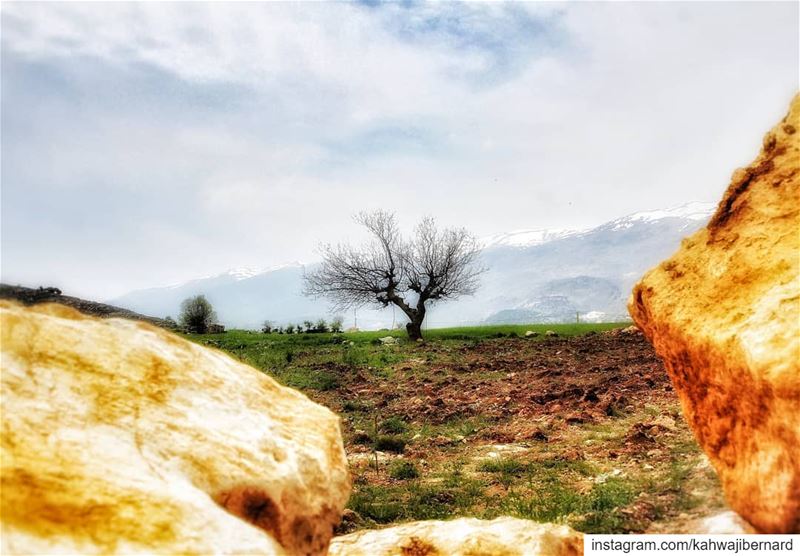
[
  {"xmin": 576, "ymin": 478, "xmax": 638, "ymax": 533},
  {"xmin": 479, "ymin": 457, "xmax": 532, "ymax": 487},
  {"xmin": 341, "ymin": 344, "xmax": 369, "ymax": 368},
  {"xmin": 417, "ymin": 415, "xmax": 495, "ymax": 441},
  {"xmin": 380, "ymin": 416, "xmax": 408, "ymax": 434},
  {"xmin": 500, "ymin": 474, "xmax": 638, "ymax": 533},
  {"xmin": 348, "ymin": 472, "xmax": 487, "ymax": 525},
  {"xmin": 368, "ymin": 349, "xmax": 406, "ymax": 368},
  {"xmin": 278, "ymin": 368, "xmax": 340, "ymax": 391},
  {"xmin": 663, "ymin": 460, "xmax": 701, "ymax": 511},
  {"xmin": 347, "ymin": 485, "xmax": 405, "ymax": 524},
  {"xmin": 478, "ymin": 458, "xmax": 530, "ymax": 475},
  {"xmin": 587, "ymin": 478, "xmax": 637, "ymax": 513},
  {"xmin": 501, "ymin": 481, "xmax": 584, "ymax": 522}
]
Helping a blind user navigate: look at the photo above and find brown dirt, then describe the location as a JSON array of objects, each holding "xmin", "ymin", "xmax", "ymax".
[{"xmin": 320, "ymin": 329, "xmax": 672, "ymax": 441}]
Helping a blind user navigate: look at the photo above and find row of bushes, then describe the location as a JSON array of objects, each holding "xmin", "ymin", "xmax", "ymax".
[
  {"xmin": 261, "ymin": 317, "xmax": 344, "ymax": 334},
  {"xmin": 173, "ymin": 295, "xmax": 347, "ymax": 335}
]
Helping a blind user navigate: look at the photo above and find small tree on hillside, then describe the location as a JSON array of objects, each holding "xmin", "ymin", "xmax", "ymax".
[
  {"xmin": 303, "ymin": 211, "xmax": 485, "ymax": 340},
  {"xmin": 330, "ymin": 316, "xmax": 344, "ymax": 333},
  {"xmin": 262, "ymin": 320, "xmax": 274, "ymax": 334},
  {"xmin": 179, "ymin": 295, "xmax": 217, "ymax": 334}
]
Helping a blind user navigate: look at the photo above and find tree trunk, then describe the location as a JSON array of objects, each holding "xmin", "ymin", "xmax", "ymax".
[{"xmin": 406, "ymin": 319, "xmax": 423, "ymax": 341}]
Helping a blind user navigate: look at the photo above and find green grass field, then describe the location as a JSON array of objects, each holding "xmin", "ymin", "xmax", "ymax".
[{"xmin": 189, "ymin": 321, "xmax": 627, "ymax": 350}]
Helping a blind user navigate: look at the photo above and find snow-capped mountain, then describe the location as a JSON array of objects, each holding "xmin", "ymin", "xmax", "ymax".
[{"xmin": 109, "ymin": 202, "xmax": 716, "ymax": 329}]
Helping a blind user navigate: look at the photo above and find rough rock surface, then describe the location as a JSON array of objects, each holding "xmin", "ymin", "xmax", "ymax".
[
  {"xmin": 629, "ymin": 95, "xmax": 800, "ymax": 533},
  {"xmin": 328, "ymin": 517, "xmax": 583, "ymax": 556},
  {"xmin": 0, "ymin": 301, "xmax": 350, "ymax": 555}
]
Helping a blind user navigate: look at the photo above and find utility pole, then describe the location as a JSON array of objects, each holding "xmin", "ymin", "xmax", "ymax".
[{"xmin": 576, "ymin": 311, "xmax": 580, "ymax": 324}]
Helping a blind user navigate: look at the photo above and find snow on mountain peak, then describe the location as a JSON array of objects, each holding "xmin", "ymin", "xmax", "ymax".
[
  {"xmin": 225, "ymin": 262, "xmax": 303, "ymax": 280},
  {"xmin": 608, "ymin": 201, "xmax": 715, "ymax": 231},
  {"xmin": 480, "ymin": 227, "xmax": 583, "ymax": 249},
  {"xmin": 623, "ymin": 201, "xmax": 716, "ymax": 222},
  {"xmin": 165, "ymin": 262, "xmax": 303, "ymax": 289},
  {"xmin": 227, "ymin": 267, "xmax": 264, "ymax": 280}
]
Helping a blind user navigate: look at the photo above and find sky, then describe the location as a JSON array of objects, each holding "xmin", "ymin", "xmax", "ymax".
[{"xmin": 2, "ymin": 1, "xmax": 798, "ymax": 300}]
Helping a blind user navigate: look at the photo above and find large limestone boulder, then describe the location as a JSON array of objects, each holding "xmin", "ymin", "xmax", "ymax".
[
  {"xmin": 629, "ymin": 95, "xmax": 800, "ymax": 533},
  {"xmin": 0, "ymin": 301, "xmax": 350, "ymax": 555},
  {"xmin": 328, "ymin": 517, "xmax": 583, "ymax": 556}
]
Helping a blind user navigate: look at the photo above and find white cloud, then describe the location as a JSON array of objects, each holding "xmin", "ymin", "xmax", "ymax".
[{"xmin": 1, "ymin": 2, "xmax": 797, "ymax": 299}]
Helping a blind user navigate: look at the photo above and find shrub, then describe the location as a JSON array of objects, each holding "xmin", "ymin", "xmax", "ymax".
[
  {"xmin": 389, "ymin": 461, "xmax": 420, "ymax": 480},
  {"xmin": 343, "ymin": 400, "xmax": 370, "ymax": 412},
  {"xmin": 330, "ymin": 316, "xmax": 344, "ymax": 333},
  {"xmin": 375, "ymin": 435, "xmax": 406, "ymax": 454},
  {"xmin": 179, "ymin": 295, "xmax": 217, "ymax": 334},
  {"xmin": 261, "ymin": 320, "xmax": 274, "ymax": 334},
  {"xmin": 380, "ymin": 416, "xmax": 408, "ymax": 434}
]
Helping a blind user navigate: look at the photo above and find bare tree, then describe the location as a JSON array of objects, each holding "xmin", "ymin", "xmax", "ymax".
[{"xmin": 303, "ymin": 211, "xmax": 485, "ymax": 340}]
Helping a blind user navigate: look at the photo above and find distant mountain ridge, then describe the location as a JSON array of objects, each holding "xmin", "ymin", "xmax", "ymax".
[
  {"xmin": 481, "ymin": 201, "xmax": 714, "ymax": 249},
  {"xmin": 109, "ymin": 202, "xmax": 715, "ymax": 329}
]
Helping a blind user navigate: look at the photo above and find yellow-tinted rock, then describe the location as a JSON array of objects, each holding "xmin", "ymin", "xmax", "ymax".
[
  {"xmin": 328, "ymin": 517, "xmax": 583, "ymax": 556},
  {"xmin": 0, "ymin": 301, "xmax": 350, "ymax": 554},
  {"xmin": 629, "ymin": 95, "xmax": 800, "ymax": 533}
]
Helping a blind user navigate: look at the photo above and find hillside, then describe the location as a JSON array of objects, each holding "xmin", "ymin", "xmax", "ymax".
[
  {"xmin": 0, "ymin": 284, "xmax": 172, "ymax": 328},
  {"xmin": 109, "ymin": 202, "xmax": 715, "ymax": 329}
]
